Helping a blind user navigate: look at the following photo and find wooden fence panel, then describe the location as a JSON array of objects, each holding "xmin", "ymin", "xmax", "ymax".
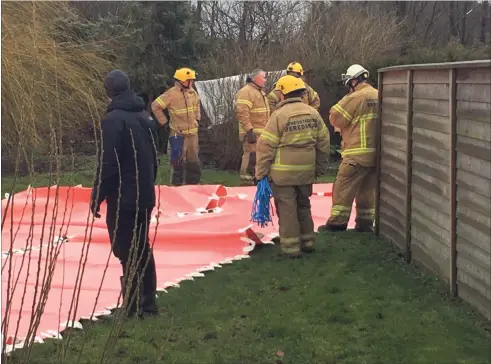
[
  {"xmin": 376, "ymin": 60, "xmax": 491, "ymax": 320},
  {"xmin": 455, "ymin": 66, "xmax": 491, "ymax": 320},
  {"xmin": 411, "ymin": 69, "xmax": 452, "ymax": 279},
  {"xmin": 378, "ymin": 72, "xmax": 408, "ymax": 250}
]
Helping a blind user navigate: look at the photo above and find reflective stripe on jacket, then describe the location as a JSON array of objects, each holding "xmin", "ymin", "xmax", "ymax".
[
  {"xmin": 151, "ymin": 83, "xmax": 201, "ymax": 135},
  {"xmin": 234, "ymin": 82, "xmax": 270, "ymax": 138},
  {"xmin": 255, "ymin": 98, "xmax": 331, "ymax": 186},
  {"xmin": 267, "ymin": 82, "xmax": 320, "ymax": 112},
  {"xmin": 329, "ymin": 83, "xmax": 378, "ymax": 166}
]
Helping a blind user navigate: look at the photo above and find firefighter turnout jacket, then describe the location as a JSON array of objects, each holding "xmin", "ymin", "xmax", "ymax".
[
  {"xmin": 267, "ymin": 82, "xmax": 320, "ymax": 112},
  {"xmin": 329, "ymin": 83, "xmax": 378, "ymax": 167},
  {"xmin": 255, "ymin": 98, "xmax": 331, "ymax": 186},
  {"xmin": 151, "ymin": 83, "xmax": 201, "ymax": 135},
  {"xmin": 234, "ymin": 82, "xmax": 270, "ymax": 139}
]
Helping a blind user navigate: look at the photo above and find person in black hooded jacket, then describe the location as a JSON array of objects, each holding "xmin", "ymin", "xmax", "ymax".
[{"xmin": 90, "ymin": 69, "xmax": 159, "ymax": 319}]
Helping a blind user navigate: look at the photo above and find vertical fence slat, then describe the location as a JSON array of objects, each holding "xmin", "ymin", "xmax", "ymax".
[
  {"xmin": 449, "ymin": 68, "xmax": 457, "ymax": 296},
  {"xmin": 404, "ymin": 70, "xmax": 414, "ymax": 263},
  {"xmin": 375, "ymin": 72, "xmax": 384, "ymax": 236}
]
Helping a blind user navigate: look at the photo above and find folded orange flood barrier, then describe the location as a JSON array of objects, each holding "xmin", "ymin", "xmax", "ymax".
[{"xmin": 1, "ymin": 183, "xmax": 355, "ymax": 352}]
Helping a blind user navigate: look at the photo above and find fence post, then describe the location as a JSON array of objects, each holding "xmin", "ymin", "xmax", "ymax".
[
  {"xmin": 449, "ymin": 67, "xmax": 457, "ymax": 296},
  {"xmin": 404, "ymin": 69, "xmax": 414, "ymax": 264},
  {"xmin": 374, "ymin": 71, "xmax": 384, "ymax": 236}
]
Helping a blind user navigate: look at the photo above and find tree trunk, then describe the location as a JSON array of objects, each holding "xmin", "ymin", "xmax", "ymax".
[
  {"xmin": 238, "ymin": 2, "xmax": 249, "ymax": 46},
  {"xmin": 423, "ymin": 2, "xmax": 439, "ymax": 45},
  {"xmin": 460, "ymin": 1, "xmax": 470, "ymax": 45},
  {"xmin": 480, "ymin": 1, "xmax": 489, "ymax": 43},
  {"xmin": 449, "ymin": 2, "xmax": 458, "ymax": 39},
  {"xmin": 195, "ymin": 1, "xmax": 202, "ymax": 25}
]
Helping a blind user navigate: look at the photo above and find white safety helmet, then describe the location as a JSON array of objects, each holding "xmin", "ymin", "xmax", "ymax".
[{"xmin": 341, "ymin": 64, "xmax": 369, "ymax": 87}]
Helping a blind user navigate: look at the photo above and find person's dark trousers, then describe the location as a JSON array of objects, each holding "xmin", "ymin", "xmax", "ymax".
[{"xmin": 105, "ymin": 202, "xmax": 158, "ymax": 317}]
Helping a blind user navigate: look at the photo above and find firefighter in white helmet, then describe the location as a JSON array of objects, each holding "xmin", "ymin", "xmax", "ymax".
[
  {"xmin": 267, "ymin": 62, "xmax": 320, "ymax": 112},
  {"xmin": 318, "ymin": 64, "xmax": 378, "ymax": 233}
]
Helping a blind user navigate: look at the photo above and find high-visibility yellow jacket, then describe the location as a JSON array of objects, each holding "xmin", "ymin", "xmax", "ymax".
[
  {"xmin": 255, "ymin": 98, "xmax": 331, "ymax": 186},
  {"xmin": 329, "ymin": 83, "xmax": 378, "ymax": 167},
  {"xmin": 267, "ymin": 82, "xmax": 320, "ymax": 112},
  {"xmin": 151, "ymin": 83, "xmax": 201, "ymax": 135},
  {"xmin": 234, "ymin": 82, "xmax": 270, "ymax": 139}
]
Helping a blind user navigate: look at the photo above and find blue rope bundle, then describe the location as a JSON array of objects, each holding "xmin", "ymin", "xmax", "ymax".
[
  {"xmin": 251, "ymin": 178, "xmax": 274, "ymax": 228},
  {"xmin": 169, "ymin": 135, "xmax": 184, "ymax": 167}
]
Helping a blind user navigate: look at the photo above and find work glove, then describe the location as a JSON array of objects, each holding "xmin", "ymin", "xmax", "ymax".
[{"xmin": 246, "ymin": 129, "xmax": 256, "ymax": 144}]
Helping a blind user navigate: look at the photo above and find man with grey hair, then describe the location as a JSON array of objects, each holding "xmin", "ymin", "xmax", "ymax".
[{"xmin": 234, "ymin": 69, "xmax": 270, "ymax": 185}]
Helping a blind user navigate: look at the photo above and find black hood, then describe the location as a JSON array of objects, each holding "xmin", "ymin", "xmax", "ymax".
[{"xmin": 107, "ymin": 89, "xmax": 146, "ymax": 113}]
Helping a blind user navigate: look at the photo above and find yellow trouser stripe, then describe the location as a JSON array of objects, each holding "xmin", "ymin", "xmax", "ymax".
[
  {"xmin": 357, "ymin": 208, "xmax": 375, "ymax": 219},
  {"xmin": 300, "ymin": 233, "xmax": 316, "ymax": 242},
  {"xmin": 331, "ymin": 205, "xmax": 352, "ymax": 217}
]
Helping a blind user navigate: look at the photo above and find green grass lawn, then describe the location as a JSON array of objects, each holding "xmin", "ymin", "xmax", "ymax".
[
  {"xmin": 8, "ymin": 234, "xmax": 491, "ymax": 364},
  {"xmin": 2, "ymin": 155, "xmax": 490, "ymax": 364}
]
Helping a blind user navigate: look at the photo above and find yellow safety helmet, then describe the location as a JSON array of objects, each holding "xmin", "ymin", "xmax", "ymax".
[
  {"xmin": 174, "ymin": 67, "xmax": 197, "ymax": 82},
  {"xmin": 286, "ymin": 62, "xmax": 304, "ymax": 76},
  {"xmin": 275, "ymin": 75, "xmax": 306, "ymax": 95}
]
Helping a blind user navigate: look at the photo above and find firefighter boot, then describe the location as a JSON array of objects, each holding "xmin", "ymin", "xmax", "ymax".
[
  {"xmin": 300, "ymin": 232, "xmax": 316, "ymax": 253},
  {"xmin": 318, "ymin": 223, "xmax": 348, "ymax": 233},
  {"xmin": 184, "ymin": 134, "xmax": 201, "ymax": 185},
  {"xmin": 279, "ymin": 237, "xmax": 302, "ymax": 258},
  {"xmin": 354, "ymin": 168, "xmax": 376, "ymax": 233},
  {"xmin": 184, "ymin": 161, "xmax": 202, "ymax": 185},
  {"xmin": 170, "ymin": 165, "xmax": 184, "ymax": 186},
  {"xmin": 296, "ymin": 185, "xmax": 315, "ymax": 252}
]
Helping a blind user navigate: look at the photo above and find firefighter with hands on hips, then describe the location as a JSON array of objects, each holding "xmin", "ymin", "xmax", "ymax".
[
  {"xmin": 267, "ymin": 62, "xmax": 320, "ymax": 113},
  {"xmin": 255, "ymin": 75, "xmax": 331, "ymax": 258},
  {"xmin": 234, "ymin": 69, "xmax": 270, "ymax": 185},
  {"xmin": 151, "ymin": 67, "xmax": 202, "ymax": 186},
  {"xmin": 318, "ymin": 64, "xmax": 378, "ymax": 233}
]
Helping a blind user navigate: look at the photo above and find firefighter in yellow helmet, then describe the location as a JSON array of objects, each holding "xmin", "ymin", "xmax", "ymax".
[
  {"xmin": 234, "ymin": 69, "xmax": 270, "ymax": 185},
  {"xmin": 267, "ymin": 62, "xmax": 320, "ymax": 113},
  {"xmin": 255, "ymin": 75, "xmax": 331, "ymax": 257},
  {"xmin": 151, "ymin": 67, "xmax": 201, "ymax": 186},
  {"xmin": 318, "ymin": 64, "xmax": 378, "ymax": 233}
]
